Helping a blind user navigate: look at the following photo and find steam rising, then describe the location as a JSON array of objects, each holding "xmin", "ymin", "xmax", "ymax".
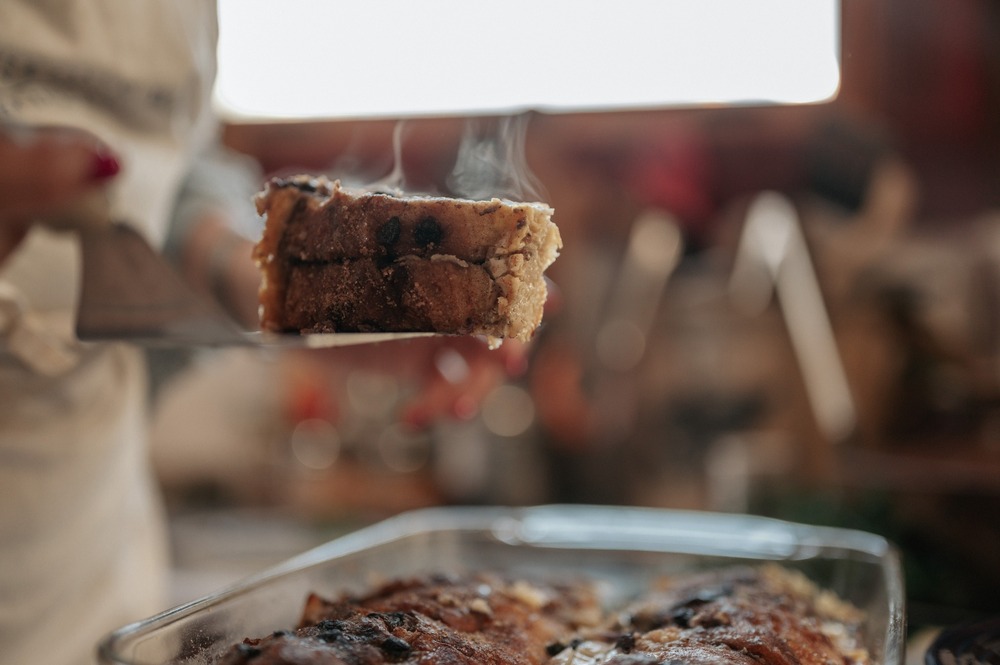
[
  {"xmin": 358, "ymin": 114, "xmax": 545, "ymax": 203},
  {"xmin": 446, "ymin": 114, "xmax": 546, "ymax": 203},
  {"xmin": 365, "ymin": 120, "xmax": 408, "ymax": 195}
]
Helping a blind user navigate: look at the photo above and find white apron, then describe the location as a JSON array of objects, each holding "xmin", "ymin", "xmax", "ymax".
[{"xmin": 0, "ymin": 2, "xmax": 218, "ymax": 663}]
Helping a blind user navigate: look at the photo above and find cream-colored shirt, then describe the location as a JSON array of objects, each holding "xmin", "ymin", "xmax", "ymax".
[{"xmin": 0, "ymin": 2, "xmax": 218, "ymax": 663}]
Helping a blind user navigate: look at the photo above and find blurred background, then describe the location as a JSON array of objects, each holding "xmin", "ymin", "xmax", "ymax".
[{"xmin": 151, "ymin": 0, "xmax": 1000, "ymax": 635}]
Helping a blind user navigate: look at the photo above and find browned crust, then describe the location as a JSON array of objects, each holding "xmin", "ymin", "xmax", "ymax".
[
  {"xmin": 215, "ymin": 567, "xmax": 870, "ymax": 665},
  {"xmin": 216, "ymin": 573, "xmax": 601, "ymax": 665},
  {"xmin": 549, "ymin": 566, "xmax": 870, "ymax": 665}
]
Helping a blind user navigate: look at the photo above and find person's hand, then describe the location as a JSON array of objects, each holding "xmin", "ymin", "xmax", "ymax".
[
  {"xmin": 0, "ymin": 126, "xmax": 120, "ymax": 263},
  {"xmin": 360, "ymin": 282, "xmax": 558, "ymax": 428},
  {"xmin": 393, "ymin": 336, "xmax": 528, "ymax": 429}
]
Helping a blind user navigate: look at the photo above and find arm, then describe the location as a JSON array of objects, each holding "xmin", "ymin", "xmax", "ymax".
[{"xmin": 164, "ymin": 143, "xmax": 262, "ymax": 329}]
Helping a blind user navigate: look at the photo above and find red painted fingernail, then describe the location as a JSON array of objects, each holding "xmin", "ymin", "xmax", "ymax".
[{"xmin": 90, "ymin": 151, "xmax": 120, "ymax": 180}]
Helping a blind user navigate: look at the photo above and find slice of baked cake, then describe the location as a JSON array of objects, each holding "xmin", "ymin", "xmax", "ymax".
[{"xmin": 253, "ymin": 176, "xmax": 561, "ymax": 343}]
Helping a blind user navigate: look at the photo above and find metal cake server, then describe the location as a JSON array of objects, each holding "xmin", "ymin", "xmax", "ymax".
[{"xmin": 76, "ymin": 222, "xmax": 248, "ymax": 346}]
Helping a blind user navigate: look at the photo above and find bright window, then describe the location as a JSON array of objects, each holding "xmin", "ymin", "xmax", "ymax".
[{"xmin": 214, "ymin": 0, "xmax": 840, "ymax": 121}]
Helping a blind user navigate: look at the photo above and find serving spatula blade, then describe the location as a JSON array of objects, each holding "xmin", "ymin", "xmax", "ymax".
[{"xmin": 75, "ymin": 222, "xmax": 248, "ymax": 346}]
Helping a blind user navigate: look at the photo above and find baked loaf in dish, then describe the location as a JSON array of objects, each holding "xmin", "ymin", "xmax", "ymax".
[
  {"xmin": 550, "ymin": 565, "xmax": 871, "ymax": 665},
  {"xmin": 253, "ymin": 176, "xmax": 562, "ymax": 343},
  {"xmin": 216, "ymin": 572, "xmax": 602, "ymax": 665},
  {"xmin": 217, "ymin": 566, "xmax": 871, "ymax": 665}
]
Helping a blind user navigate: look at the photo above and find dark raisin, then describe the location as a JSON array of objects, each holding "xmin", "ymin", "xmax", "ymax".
[
  {"xmin": 314, "ymin": 620, "xmax": 344, "ymax": 631},
  {"xmin": 516, "ymin": 218, "xmax": 527, "ymax": 229},
  {"xmin": 671, "ymin": 607, "xmax": 695, "ymax": 628},
  {"xmin": 376, "ymin": 611, "xmax": 414, "ymax": 630},
  {"xmin": 546, "ymin": 642, "xmax": 567, "ymax": 656},
  {"xmin": 615, "ymin": 633, "xmax": 637, "ymax": 653},
  {"xmin": 569, "ymin": 638, "xmax": 584, "ymax": 649},
  {"xmin": 377, "ymin": 216, "xmax": 402, "ymax": 246},
  {"xmin": 317, "ymin": 630, "xmax": 342, "ymax": 643},
  {"xmin": 235, "ymin": 643, "xmax": 262, "ymax": 659},
  {"xmin": 380, "ymin": 636, "xmax": 412, "ymax": 655},
  {"xmin": 414, "ymin": 216, "xmax": 443, "ymax": 247},
  {"xmin": 271, "ymin": 630, "xmax": 289, "ymax": 638}
]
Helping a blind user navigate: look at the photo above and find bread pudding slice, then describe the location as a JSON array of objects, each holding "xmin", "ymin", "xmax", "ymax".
[{"xmin": 253, "ymin": 176, "xmax": 561, "ymax": 342}]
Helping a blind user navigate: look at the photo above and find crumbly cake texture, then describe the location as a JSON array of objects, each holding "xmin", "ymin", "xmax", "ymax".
[
  {"xmin": 253, "ymin": 176, "xmax": 562, "ymax": 342},
  {"xmin": 217, "ymin": 566, "xmax": 871, "ymax": 665}
]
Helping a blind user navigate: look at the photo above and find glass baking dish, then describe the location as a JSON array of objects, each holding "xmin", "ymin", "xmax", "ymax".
[{"xmin": 98, "ymin": 505, "xmax": 906, "ymax": 665}]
